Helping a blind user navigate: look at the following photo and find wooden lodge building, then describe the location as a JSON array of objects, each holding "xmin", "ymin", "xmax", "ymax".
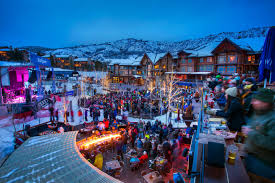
[{"xmin": 106, "ymin": 37, "xmax": 264, "ymax": 84}]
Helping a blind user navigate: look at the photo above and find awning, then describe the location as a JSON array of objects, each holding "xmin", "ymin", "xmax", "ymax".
[
  {"xmin": 0, "ymin": 131, "xmax": 121, "ymax": 183},
  {"xmin": 133, "ymin": 75, "xmax": 142, "ymax": 78},
  {"xmin": 165, "ymin": 72, "xmax": 211, "ymax": 75}
]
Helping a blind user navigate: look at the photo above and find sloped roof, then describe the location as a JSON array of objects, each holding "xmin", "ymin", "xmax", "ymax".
[
  {"xmin": 231, "ymin": 37, "xmax": 265, "ymax": 52},
  {"xmin": 74, "ymin": 57, "xmax": 90, "ymax": 61},
  {"xmin": 0, "ymin": 131, "xmax": 121, "ymax": 183},
  {"xmin": 146, "ymin": 52, "xmax": 167, "ymax": 63},
  {"xmin": 0, "ymin": 61, "xmax": 33, "ymax": 67},
  {"xmin": 187, "ymin": 41, "xmax": 222, "ymax": 57},
  {"xmin": 187, "ymin": 37, "xmax": 265, "ymax": 57},
  {"xmin": 55, "ymin": 55, "xmax": 71, "ymax": 58},
  {"xmin": 42, "ymin": 55, "xmax": 51, "ymax": 58},
  {"xmin": 108, "ymin": 55, "xmax": 143, "ymax": 66}
]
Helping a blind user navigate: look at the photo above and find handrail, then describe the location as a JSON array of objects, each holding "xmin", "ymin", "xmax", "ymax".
[{"xmin": 190, "ymin": 88, "xmax": 205, "ymax": 183}]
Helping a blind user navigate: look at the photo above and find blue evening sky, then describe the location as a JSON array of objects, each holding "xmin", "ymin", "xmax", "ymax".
[{"xmin": 0, "ymin": 0, "xmax": 274, "ymax": 48}]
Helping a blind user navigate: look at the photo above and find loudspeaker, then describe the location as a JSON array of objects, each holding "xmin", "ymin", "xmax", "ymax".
[
  {"xmin": 46, "ymin": 71, "xmax": 52, "ymax": 80},
  {"xmin": 25, "ymin": 88, "xmax": 31, "ymax": 104},
  {"xmin": 207, "ymin": 142, "xmax": 225, "ymax": 167},
  {"xmin": 25, "ymin": 124, "xmax": 31, "ymax": 136},
  {"xmin": 28, "ymin": 70, "xmax": 37, "ymax": 83}
]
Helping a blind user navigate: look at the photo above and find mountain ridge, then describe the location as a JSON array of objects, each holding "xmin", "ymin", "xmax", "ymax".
[{"xmin": 21, "ymin": 26, "xmax": 270, "ymax": 61}]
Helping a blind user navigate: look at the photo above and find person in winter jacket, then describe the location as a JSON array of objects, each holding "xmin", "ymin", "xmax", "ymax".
[
  {"xmin": 55, "ymin": 109, "xmax": 59, "ymax": 122},
  {"xmin": 242, "ymin": 88, "xmax": 275, "ymax": 182},
  {"xmin": 84, "ymin": 109, "xmax": 88, "ymax": 121},
  {"xmin": 136, "ymin": 138, "xmax": 143, "ymax": 152},
  {"xmin": 71, "ymin": 109, "xmax": 74, "ymax": 122},
  {"xmin": 206, "ymin": 87, "xmax": 245, "ymax": 131}
]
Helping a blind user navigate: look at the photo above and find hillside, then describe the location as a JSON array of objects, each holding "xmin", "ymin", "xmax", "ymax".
[{"xmin": 24, "ymin": 27, "xmax": 269, "ymax": 62}]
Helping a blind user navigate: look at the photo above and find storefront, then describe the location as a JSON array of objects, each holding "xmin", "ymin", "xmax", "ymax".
[{"xmin": 0, "ymin": 62, "xmax": 34, "ymax": 104}]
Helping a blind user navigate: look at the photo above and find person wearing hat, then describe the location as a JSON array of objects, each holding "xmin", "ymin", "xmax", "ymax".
[
  {"xmin": 242, "ymin": 88, "xmax": 275, "ymax": 182},
  {"xmin": 206, "ymin": 87, "xmax": 245, "ymax": 131},
  {"xmin": 241, "ymin": 83, "xmax": 258, "ymax": 123}
]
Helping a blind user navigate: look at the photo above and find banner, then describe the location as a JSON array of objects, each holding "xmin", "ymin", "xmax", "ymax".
[
  {"xmin": 29, "ymin": 52, "xmax": 51, "ymax": 67},
  {"xmin": 37, "ymin": 98, "xmax": 53, "ymax": 110},
  {"xmin": 0, "ymin": 67, "xmax": 10, "ymax": 86},
  {"xmin": 66, "ymin": 91, "xmax": 74, "ymax": 96}
]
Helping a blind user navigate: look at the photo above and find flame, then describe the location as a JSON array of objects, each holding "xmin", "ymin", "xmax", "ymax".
[{"xmin": 81, "ymin": 133, "xmax": 121, "ymax": 148}]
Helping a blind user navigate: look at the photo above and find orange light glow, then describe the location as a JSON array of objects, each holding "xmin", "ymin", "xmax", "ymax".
[{"xmin": 81, "ymin": 133, "xmax": 121, "ymax": 149}]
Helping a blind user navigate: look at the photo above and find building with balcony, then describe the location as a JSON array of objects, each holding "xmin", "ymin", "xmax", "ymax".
[{"xmin": 73, "ymin": 57, "xmax": 94, "ymax": 71}]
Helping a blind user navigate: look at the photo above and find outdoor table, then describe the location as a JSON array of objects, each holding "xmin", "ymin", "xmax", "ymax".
[
  {"xmin": 125, "ymin": 149, "xmax": 137, "ymax": 158},
  {"xmin": 143, "ymin": 171, "xmax": 163, "ymax": 183},
  {"xmin": 155, "ymin": 157, "xmax": 167, "ymax": 166},
  {"xmin": 199, "ymin": 118, "xmax": 250, "ymax": 183},
  {"xmin": 105, "ymin": 160, "xmax": 121, "ymax": 171}
]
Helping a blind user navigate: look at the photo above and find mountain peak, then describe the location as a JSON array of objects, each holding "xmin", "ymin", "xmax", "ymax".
[{"xmin": 23, "ymin": 26, "xmax": 270, "ymax": 61}]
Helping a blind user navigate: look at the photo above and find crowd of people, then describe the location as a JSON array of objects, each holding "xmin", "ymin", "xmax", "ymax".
[
  {"xmin": 48, "ymin": 72, "xmax": 275, "ymax": 182},
  {"xmin": 205, "ymin": 73, "xmax": 275, "ymax": 182}
]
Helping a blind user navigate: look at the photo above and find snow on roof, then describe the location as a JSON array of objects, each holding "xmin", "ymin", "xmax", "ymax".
[
  {"xmin": 187, "ymin": 41, "xmax": 221, "ymax": 57},
  {"xmin": 0, "ymin": 61, "xmax": 33, "ymax": 67},
  {"xmin": 74, "ymin": 57, "xmax": 89, "ymax": 62},
  {"xmin": 55, "ymin": 54, "xmax": 70, "ymax": 58},
  {"xmin": 231, "ymin": 37, "xmax": 265, "ymax": 52},
  {"xmin": 185, "ymin": 37, "xmax": 265, "ymax": 57},
  {"xmin": 79, "ymin": 71, "xmax": 107, "ymax": 79},
  {"xmin": 0, "ymin": 132, "xmax": 121, "ymax": 183},
  {"xmin": 108, "ymin": 55, "xmax": 143, "ymax": 66},
  {"xmin": 0, "ymin": 48, "xmax": 11, "ymax": 51},
  {"xmin": 45, "ymin": 67, "xmax": 73, "ymax": 72},
  {"xmin": 42, "ymin": 55, "xmax": 51, "ymax": 58},
  {"xmin": 170, "ymin": 52, "xmax": 179, "ymax": 59},
  {"xmin": 166, "ymin": 71, "xmax": 211, "ymax": 75},
  {"xmin": 146, "ymin": 52, "xmax": 167, "ymax": 63}
]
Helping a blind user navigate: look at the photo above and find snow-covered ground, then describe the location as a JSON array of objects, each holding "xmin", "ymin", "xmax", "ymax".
[{"xmin": 0, "ymin": 78, "xmax": 201, "ymax": 162}]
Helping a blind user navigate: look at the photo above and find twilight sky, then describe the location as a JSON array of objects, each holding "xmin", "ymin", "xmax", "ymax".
[{"xmin": 0, "ymin": 0, "xmax": 274, "ymax": 48}]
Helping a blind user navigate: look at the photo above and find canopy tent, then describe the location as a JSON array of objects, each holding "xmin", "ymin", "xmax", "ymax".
[
  {"xmin": 175, "ymin": 81, "xmax": 197, "ymax": 87},
  {"xmin": 0, "ymin": 131, "xmax": 121, "ymax": 183}
]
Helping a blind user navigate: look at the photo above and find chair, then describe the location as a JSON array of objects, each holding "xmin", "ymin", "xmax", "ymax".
[
  {"xmin": 119, "ymin": 161, "xmax": 124, "ymax": 167},
  {"xmin": 116, "ymin": 155, "xmax": 121, "ymax": 161},
  {"xmin": 141, "ymin": 170, "xmax": 148, "ymax": 176},
  {"xmin": 114, "ymin": 168, "xmax": 123, "ymax": 179}
]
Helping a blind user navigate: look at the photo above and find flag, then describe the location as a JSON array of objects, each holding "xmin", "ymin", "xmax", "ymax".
[
  {"xmin": 29, "ymin": 52, "xmax": 51, "ymax": 67},
  {"xmin": 259, "ymin": 27, "xmax": 275, "ymax": 83}
]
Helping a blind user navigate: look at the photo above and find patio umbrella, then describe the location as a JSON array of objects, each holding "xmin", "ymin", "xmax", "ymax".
[{"xmin": 259, "ymin": 27, "xmax": 275, "ymax": 87}]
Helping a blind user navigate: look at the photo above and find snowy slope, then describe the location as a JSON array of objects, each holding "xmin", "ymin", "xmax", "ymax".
[{"xmin": 22, "ymin": 27, "xmax": 269, "ymax": 62}]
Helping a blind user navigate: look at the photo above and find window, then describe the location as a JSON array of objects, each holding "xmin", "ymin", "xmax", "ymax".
[
  {"xmin": 206, "ymin": 65, "xmax": 213, "ymax": 72},
  {"xmin": 182, "ymin": 59, "xmax": 185, "ymax": 64},
  {"xmin": 228, "ymin": 55, "xmax": 238, "ymax": 63},
  {"xmin": 227, "ymin": 66, "xmax": 236, "ymax": 74},
  {"xmin": 187, "ymin": 67, "xmax": 192, "ymax": 72},
  {"xmin": 137, "ymin": 71, "xmax": 142, "ymax": 75},
  {"xmin": 217, "ymin": 66, "xmax": 226, "ymax": 73},
  {"xmin": 200, "ymin": 58, "xmax": 204, "ymax": 63},
  {"xmin": 181, "ymin": 67, "xmax": 186, "ymax": 72},
  {"xmin": 163, "ymin": 65, "xmax": 166, "ymax": 69},
  {"xmin": 217, "ymin": 54, "xmax": 226, "ymax": 64},
  {"xmin": 248, "ymin": 55, "xmax": 256, "ymax": 63},
  {"xmin": 188, "ymin": 59, "xmax": 192, "ymax": 63},
  {"xmin": 120, "ymin": 71, "xmax": 124, "ymax": 75},
  {"xmin": 207, "ymin": 57, "xmax": 213, "ymax": 62},
  {"xmin": 199, "ymin": 65, "xmax": 205, "ymax": 72},
  {"xmin": 113, "ymin": 77, "xmax": 119, "ymax": 83}
]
